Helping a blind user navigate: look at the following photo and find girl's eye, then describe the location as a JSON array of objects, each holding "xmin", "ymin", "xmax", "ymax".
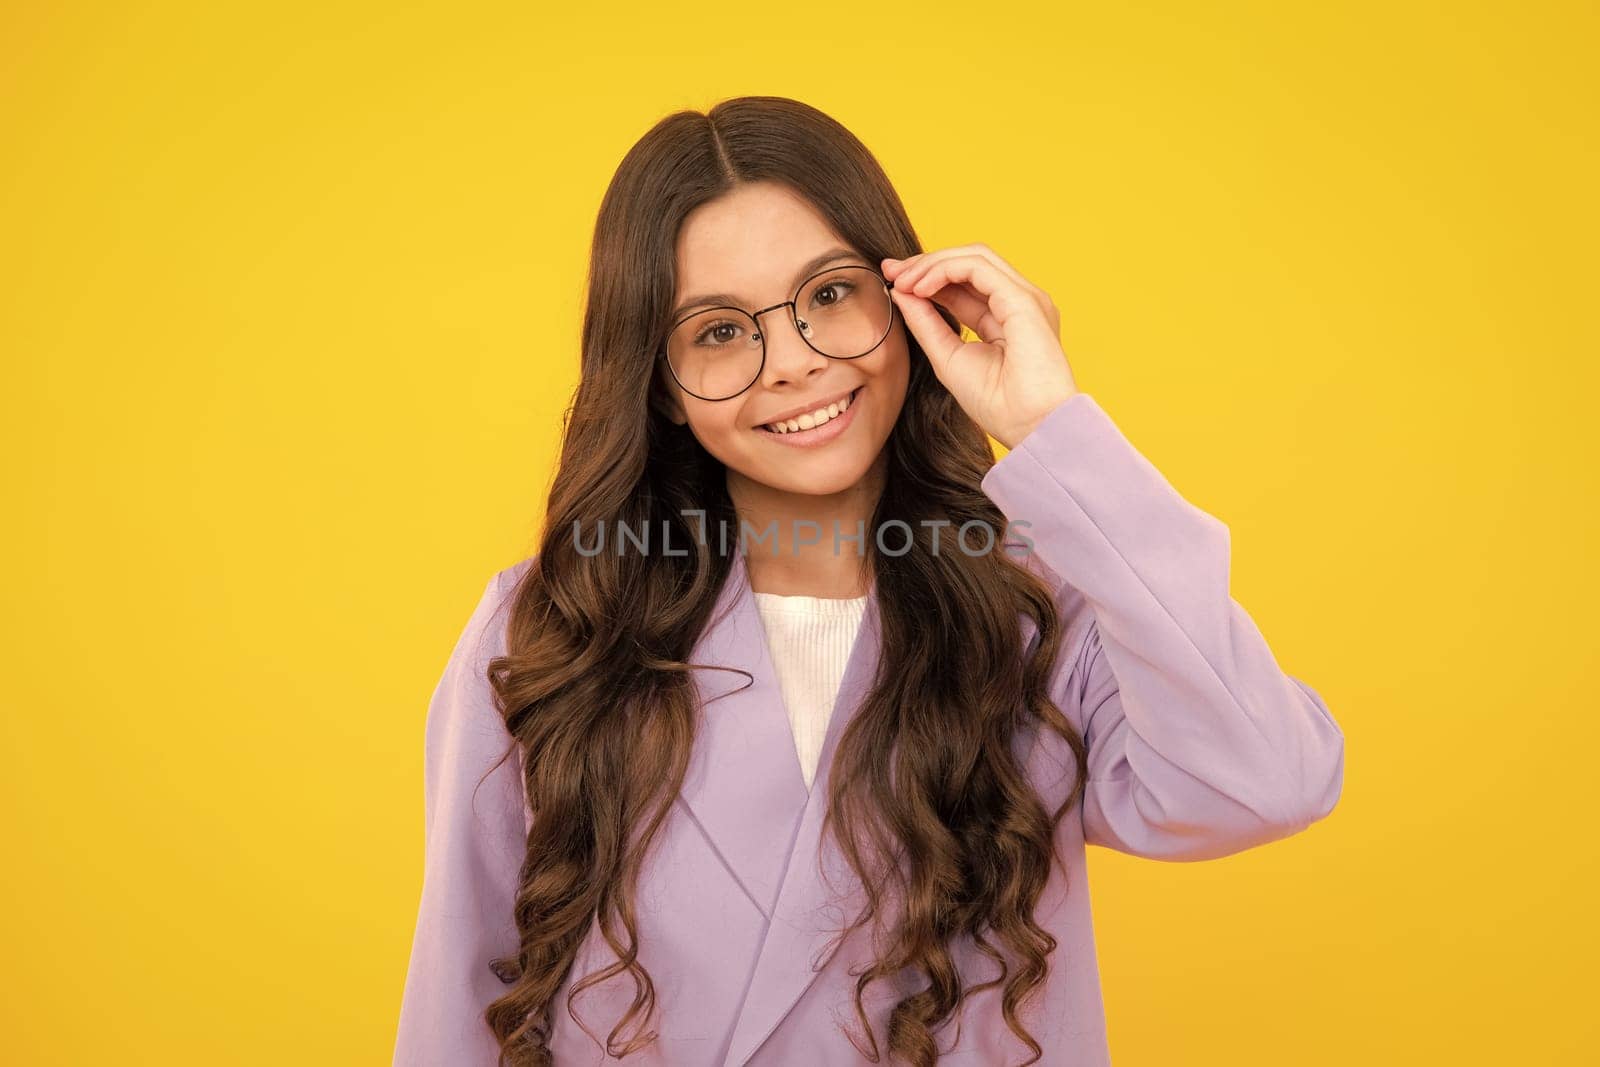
[
  {"xmin": 812, "ymin": 280, "xmax": 856, "ymax": 307},
  {"xmin": 694, "ymin": 320, "xmax": 744, "ymax": 346}
]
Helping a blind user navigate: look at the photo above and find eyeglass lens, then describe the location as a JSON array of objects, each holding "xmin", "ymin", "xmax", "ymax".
[{"xmin": 665, "ymin": 266, "xmax": 893, "ymax": 401}]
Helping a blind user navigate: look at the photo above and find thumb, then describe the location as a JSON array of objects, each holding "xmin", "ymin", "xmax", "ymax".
[{"xmin": 891, "ymin": 287, "xmax": 961, "ymax": 373}]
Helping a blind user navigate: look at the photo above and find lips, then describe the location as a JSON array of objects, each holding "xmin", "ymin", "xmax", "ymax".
[{"xmin": 757, "ymin": 386, "xmax": 862, "ymax": 434}]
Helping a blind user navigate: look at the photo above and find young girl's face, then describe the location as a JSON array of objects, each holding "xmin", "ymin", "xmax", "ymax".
[{"xmin": 660, "ymin": 180, "xmax": 910, "ymax": 499}]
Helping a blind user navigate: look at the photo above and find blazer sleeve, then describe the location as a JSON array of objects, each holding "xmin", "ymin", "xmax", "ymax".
[
  {"xmin": 979, "ymin": 392, "xmax": 1346, "ymax": 861},
  {"xmin": 394, "ymin": 568, "xmax": 527, "ymax": 1065}
]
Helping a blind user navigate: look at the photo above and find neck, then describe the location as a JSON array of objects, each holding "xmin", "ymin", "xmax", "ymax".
[{"xmin": 726, "ymin": 450, "xmax": 886, "ymax": 598}]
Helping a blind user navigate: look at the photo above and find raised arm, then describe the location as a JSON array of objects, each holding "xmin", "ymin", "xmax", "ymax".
[
  {"xmin": 394, "ymin": 569, "xmax": 527, "ymax": 1064},
  {"xmin": 980, "ymin": 392, "xmax": 1345, "ymax": 861}
]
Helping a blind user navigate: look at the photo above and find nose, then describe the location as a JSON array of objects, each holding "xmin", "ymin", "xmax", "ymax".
[{"xmin": 753, "ymin": 302, "xmax": 829, "ymax": 388}]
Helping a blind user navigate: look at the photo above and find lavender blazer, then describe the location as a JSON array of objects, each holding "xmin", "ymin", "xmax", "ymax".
[{"xmin": 393, "ymin": 392, "xmax": 1346, "ymax": 1065}]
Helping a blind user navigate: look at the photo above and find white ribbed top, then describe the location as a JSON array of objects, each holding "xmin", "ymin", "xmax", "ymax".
[{"xmin": 751, "ymin": 591, "xmax": 869, "ymax": 791}]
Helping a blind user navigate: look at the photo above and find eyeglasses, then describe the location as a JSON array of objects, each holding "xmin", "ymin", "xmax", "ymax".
[{"xmin": 660, "ymin": 264, "xmax": 898, "ymax": 402}]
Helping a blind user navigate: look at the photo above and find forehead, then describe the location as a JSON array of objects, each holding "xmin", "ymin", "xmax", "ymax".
[{"xmin": 673, "ymin": 182, "xmax": 854, "ymax": 299}]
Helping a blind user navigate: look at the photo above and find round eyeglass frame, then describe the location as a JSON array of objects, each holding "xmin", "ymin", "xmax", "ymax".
[{"xmin": 659, "ymin": 264, "xmax": 898, "ymax": 402}]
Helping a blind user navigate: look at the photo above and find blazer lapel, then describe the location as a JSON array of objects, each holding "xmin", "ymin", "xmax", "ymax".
[
  {"xmin": 723, "ymin": 577, "xmax": 884, "ymax": 1067},
  {"xmin": 677, "ymin": 548, "xmax": 811, "ymax": 918}
]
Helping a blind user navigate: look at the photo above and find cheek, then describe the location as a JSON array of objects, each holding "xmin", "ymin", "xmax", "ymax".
[
  {"xmin": 879, "ymin": 323, "xmax": 911, "ymax": 371},
  {"xmin": 680, "ymin": 405, "xmax": 746, "ymax": 457},
  {"xmin": 869, "ymin": 333, "xmax": 912, "ymax": 405}
]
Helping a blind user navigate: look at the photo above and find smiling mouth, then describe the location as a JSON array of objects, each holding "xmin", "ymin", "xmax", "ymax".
[{"xmin": 757, "ymin": 386, "xmax": 863, "ymax": 434}]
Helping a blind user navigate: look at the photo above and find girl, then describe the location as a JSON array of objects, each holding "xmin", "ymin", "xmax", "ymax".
[{"xmin": 393, "ymin": 95, "xmax": 1345, "ymax": 1067}]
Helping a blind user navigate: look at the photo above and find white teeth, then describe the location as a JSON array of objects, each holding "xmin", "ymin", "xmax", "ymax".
[{"xmin": 765, "ymin": 389, "xmax": 854, "ymax": 433}]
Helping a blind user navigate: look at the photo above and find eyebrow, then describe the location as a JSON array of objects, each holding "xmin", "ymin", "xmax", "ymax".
[{"xmin": 670, "ymin": 246, "xmax": 867, "ymax": 322}]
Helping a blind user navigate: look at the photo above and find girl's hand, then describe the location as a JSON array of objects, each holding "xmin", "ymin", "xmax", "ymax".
[{"xmin": 882, "ymin": 244, "xmax": 1079, "ymax": 449}]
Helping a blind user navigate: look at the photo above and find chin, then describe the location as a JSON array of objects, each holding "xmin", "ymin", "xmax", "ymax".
[{"xmin": 755, "ymin": 461, "xmax": 875, "ymax": 497}]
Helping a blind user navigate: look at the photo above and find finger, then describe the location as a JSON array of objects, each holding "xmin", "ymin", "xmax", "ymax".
[
  {"xmin": 895, "ymin": 248, "xmax": 1053, "ymax": 332},
  {"xmin": 889, "ymin": 287, "xmax": 965, "ymax": 374},
  {"xmin": 942, "ymin": 243, "xmax": 1034, "ymax": 295},
  {"xmin": 922, "ymin": 280, "xmax": 1003, "ymax": 341},
  {"xmin": 965, "ymin": 243, "xmax": 1042, "ymax": 302},
  {"xmin": 890, "ymin": 247, "xmax": 1059, "ymax": 343},
  {"xmin": 881, "ymin": 253, "xmax": 936, "ymax": 282},
  {"xmin": 894, "ymin": 243, "xmax": 1045, "ymax": 306},
  {"xmin": 908, "ymin": 255, "xmax": 1068, "ymax": 363},
  {"xmin": 904, "ymin": 254, "xmax": 1038, "ymax": 332},
  {"xmin": 909, "ymin": 248, "xmax": 1062, "ymax": 345}
]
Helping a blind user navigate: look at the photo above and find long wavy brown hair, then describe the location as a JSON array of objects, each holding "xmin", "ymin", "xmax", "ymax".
[{"xmin": 477, "ymin": 95, "xmax": 1088, "ymax": 1065}]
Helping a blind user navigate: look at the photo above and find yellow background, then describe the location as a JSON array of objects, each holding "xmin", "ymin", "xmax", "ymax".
[{"xmin": 3, "ymin": 1, "xmax": 1594, "ymax": 1063}]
